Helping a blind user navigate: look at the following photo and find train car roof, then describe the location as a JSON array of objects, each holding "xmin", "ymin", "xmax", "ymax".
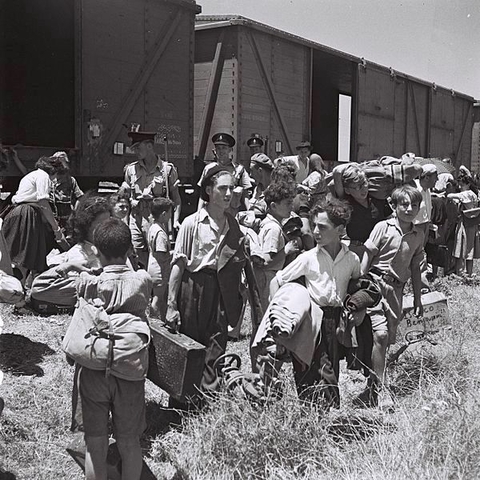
[{"xmin": 196, "ymin": 15, "xmax": 475, "ymax": 102}]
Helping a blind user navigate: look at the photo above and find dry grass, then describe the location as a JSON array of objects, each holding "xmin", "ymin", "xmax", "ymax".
[{"xmin": 1, "ymin": 271, "xmax": 480, "ymax": 479}]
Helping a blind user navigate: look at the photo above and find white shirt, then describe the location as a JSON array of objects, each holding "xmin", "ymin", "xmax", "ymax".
[
  {"xmin": 12, "ymin": 169, "xmax": 51, "ymax": 204},
  {"xmin": 275, "ymin": 243, "xmax": 361, "ymax": 307},
  {"xmin": 413, "ymin": 178, "xmax": 432, "ymax": 225},
  {"xmin": 278, "ymin": 155, "xmax": 309, "ymax": 183}
]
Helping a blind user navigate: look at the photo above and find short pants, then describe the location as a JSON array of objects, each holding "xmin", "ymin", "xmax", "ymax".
[
  {"xmin": 79, "ymin": 366, "xmax": 146, "ymax": 438},
  {"xmin": 368, "ymin": 279, "xmax": 404, "ymax": 345}
]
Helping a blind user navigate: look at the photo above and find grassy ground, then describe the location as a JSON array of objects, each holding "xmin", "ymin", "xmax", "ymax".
[{"xmin": 1, "ymin": 273, "xmax": 480, "ymax": 479}]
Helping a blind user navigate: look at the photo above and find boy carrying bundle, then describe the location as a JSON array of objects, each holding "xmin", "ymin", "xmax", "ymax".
[{"xmin": 262, "ymin": 197, "xmax": 362, "ymax": 407}]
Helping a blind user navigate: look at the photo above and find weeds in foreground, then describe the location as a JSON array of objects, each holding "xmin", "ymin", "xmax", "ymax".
[{"xmin": 2, "ymin": 276, "xmax": 480, "ymax": 479}]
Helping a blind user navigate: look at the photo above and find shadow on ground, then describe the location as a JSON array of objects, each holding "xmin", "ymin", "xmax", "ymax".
[
  {"xmin": 0, "ymin": 467, "xmax": 17, "ymax": 479},
  {"xmin": 142, "ymin": 401, "xmax": 183, "ymax": 455},
  {"xmin": 0, "ymin": 333, "xmax": 55, "ymax": 376}
]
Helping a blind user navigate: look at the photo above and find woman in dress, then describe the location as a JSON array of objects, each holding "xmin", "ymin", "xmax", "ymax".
[
  {"xmin": 447, "ymin": 169, "xmax": 479, "ymax": 276},
  {"xmin": 2, "ymin": 156, "xmax": 68, "ymax": 286}
]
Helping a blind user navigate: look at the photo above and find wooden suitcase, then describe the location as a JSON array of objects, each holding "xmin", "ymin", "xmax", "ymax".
[{"xmin": 147, "ymin": 322, "xmax": 206, "ymax": 402}]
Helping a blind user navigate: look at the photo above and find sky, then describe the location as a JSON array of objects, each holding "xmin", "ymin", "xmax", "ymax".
[{"xmin": 198, "ymin": 0, "xmax": 480, "ymax": 100}]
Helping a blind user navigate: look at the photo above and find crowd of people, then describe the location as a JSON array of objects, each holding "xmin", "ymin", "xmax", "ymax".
[{"xmin": 1, "ymin": 131, "xmax": 479, "ymax": 479}]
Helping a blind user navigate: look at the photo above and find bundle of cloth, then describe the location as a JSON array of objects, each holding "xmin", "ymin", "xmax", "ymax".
[
  {"xmin": 336, "ymin": 274, "xmax": 381, "ymax": 349},
  {"xmin": 359, "ymin": 153, "xmax": 422, "ymax": 200},
  {"xmin": 252, "ymin": 275, "xmax": 381, "ymax": 366},
  {"xmin": 251, "ymin": 282, "xmax": 323, "ymax": 367}
]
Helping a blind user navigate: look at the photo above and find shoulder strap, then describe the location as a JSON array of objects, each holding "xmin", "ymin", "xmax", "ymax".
[{"xmin": 163, "ymin": 162, "xmax": 170, "ymax": 199}]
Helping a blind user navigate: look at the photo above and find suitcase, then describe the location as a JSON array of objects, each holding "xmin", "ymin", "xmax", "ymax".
[{"xmin": 147, "ymin": 322, "xmax": 206, "ymax": 402}]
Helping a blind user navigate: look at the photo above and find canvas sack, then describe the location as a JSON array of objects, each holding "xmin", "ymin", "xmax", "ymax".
[{"xmin": 62, "ymin": 297, "xmax": 150, "ymax": 380}]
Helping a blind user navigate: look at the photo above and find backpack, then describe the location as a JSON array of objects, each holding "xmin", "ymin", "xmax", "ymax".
[{"xmin": 62, "ymin": 297, "xmax": 150, "ymax": 380}]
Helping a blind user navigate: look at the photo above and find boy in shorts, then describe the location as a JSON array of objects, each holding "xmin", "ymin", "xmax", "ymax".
[
  {"xmin": 147, "ymin": 197, "xmax": 173, "ymax": 320},
  {"xmin": 361, "ymin": 185, "xmax": 424, "ymax": 407},
  {"xmin": 67, "ymin": 218, "xmax": 151, "ymax": 480}
]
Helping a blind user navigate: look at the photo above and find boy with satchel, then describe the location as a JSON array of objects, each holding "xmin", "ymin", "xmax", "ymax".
[{"xmin": 62, "ymin": 218, "xmax": 151, "ymax": 480}]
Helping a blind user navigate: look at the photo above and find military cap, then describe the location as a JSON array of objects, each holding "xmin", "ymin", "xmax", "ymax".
[
  {"xmin": 247, "ymin": 135, "xmax": 264, "ymax": 148},
  {"xmin": 212, "ymin": 132, "xmax": 236, "ymax": 148},
  {"xmin": 296, "ymin": 140, "xmax": 312, "ymax": 150},
  {"xmin": 250, "ymin": 153, "xmax": 274, "ymax": 170},
  {"xmin": 127, "ymin": 131, "xmax": 157, "ymax": 147}
]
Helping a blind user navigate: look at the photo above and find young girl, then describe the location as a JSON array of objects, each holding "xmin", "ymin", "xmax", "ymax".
[
  {"xmin": 147, "ymin": 197, "xmax": 173, "ymax": 320},
  {"xmin": 109, "ymin": 191, "xmax": 131, "ymax": 225},
  {"xmin": 447, "ymin": 169, "xmax": 479, "ymax": 276}
]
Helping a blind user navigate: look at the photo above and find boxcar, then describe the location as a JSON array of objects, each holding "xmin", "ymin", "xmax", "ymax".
[
  {"xmin": 194, "ymin": 15, "xmax": 475, "ymax": 169},
  {"xmin": 0, "ymin": 0, "xmax": 200, "ymax": 191}
]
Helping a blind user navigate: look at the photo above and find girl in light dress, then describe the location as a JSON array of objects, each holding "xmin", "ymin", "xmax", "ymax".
[{"xmin": 447, "ymin": 168, "xmax": 479, "ymax": 276}]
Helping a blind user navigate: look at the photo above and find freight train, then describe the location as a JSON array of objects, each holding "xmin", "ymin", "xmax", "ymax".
[{"xmin": 0, "ymin": 1, "xmax": 477, "ymax": 193}]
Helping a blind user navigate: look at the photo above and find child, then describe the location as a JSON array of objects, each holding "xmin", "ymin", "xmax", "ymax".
[
  {"xmin": 361, "ymin": 184, "xmax": 424, "ymax": 408},
  {"xmin": 109, "ymin": 191, "xmax": 131, "ymax": 225},
  {"xmin": 251, "ymin": 181, "xmax": 298, "ymax": 312},
  {"xmin": 268, "ymin": 196, "xmax": 361, "ymax": 407},
  {"xmin": 447, "ymin": 168, "xmax": 478, "ymax": 276},
  {"xmin": 66, "ymin": 218, "xmax": 151, "ymax": 480},
  {"xmin": 147, "ymin": 197, "xmax": 173, "ymax": 320}
]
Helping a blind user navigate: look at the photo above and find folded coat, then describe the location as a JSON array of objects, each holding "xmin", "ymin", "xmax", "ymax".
[{"xmin": 252, "ymin": 282, "xmax": 323, "ymax": 366}]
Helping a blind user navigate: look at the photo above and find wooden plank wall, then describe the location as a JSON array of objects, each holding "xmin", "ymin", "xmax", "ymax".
[
  {"xmin": 430, "ymin": 89, "xmax": 455, "ymax": 160},
  {"xmin": 405, "ymin": 82, "xmax": 429, "ymax": 157},
  {"xmin": 193, "ymin": 28, "xmax": 237, "ymax": 164},
  {"xmin": 355, "ymin": 64, "xmax": 473, "ymax": 168},
  {"xmin": 81, "ymin": 0, "xmax": 194, "ymax": 178},
  {"xmin": 237, "ymin": 28, "xmax": 311, "ymax": 164},
  {"xmin": 356, "ymin": 65, "xmax": 396, "ymax": 161},
  {"xmin": 452, "ymin": 96, "xmax": 473, "ymax": 168}
]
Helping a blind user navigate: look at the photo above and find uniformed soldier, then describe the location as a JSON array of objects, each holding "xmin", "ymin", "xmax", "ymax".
[
  {"xmin": 120, "ymin": 131, "xmax": 181, "ymax": 266},
  {"xmin": 197, "ymin": 133, "xmax": 252, "ymax": 215},
  {"xmin": 247, "ymin": 134, "xmax": 264, "ymax": 157}
]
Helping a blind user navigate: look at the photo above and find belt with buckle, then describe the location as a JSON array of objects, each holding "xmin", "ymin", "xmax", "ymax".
[{"xmin": 370, "ymin": 267, "xmax": 404, "ymax": 288}]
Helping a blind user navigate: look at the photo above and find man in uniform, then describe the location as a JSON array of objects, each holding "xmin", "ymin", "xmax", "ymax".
[
  {"xmin": 197, "ymin": 132, "xmax": 252, "ymax": 215},
  {"xmin": 247, "ymin": 134, "xmax": 264, "ymax": 157},
  {"xmin": 120, "ymin": 131, "xmax": 181, "ymax": 266}
]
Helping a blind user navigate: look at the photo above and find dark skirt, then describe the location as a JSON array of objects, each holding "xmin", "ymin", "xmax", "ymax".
[
  {"xmin": 2, "ymin": 203, "xmax": 55, "ymax": 272},
  {"xmin": 177, "ymin": 268, "xmax": 228, "ymax": 393}
]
